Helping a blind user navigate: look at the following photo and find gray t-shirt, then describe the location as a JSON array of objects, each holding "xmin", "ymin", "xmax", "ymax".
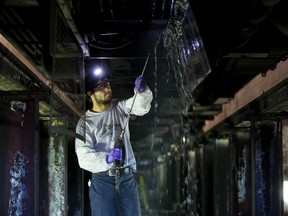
[{"xmin": 75, "ymin": 88, "xmax": 153, "ymax": 173}]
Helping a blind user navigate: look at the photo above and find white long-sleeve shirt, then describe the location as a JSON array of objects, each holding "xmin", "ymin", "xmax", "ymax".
[{"xmin": 75, "ymin": 87, "xmax": 153, "ymax": 173}]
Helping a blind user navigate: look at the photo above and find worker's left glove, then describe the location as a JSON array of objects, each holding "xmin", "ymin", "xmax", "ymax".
[
  {"xmin": 105, "ymin": 148, "xmax": 122, "ymax": 164},
  {"xmin": 135, "ymin": 76, "xmax": 147, "ymax": 93}
]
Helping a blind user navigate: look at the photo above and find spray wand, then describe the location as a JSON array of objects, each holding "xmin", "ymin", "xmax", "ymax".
[{"xmin": 114, "ymin": 52, "xmax": 152, "ymax": 191}]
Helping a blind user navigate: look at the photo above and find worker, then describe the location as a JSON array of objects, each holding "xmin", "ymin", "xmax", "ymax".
[{"xmin": 75, "ymin": 72, "xmax": 153, "ymax": 216}]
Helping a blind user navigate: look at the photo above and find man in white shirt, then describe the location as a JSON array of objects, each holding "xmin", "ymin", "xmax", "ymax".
[{"xmin": 75, "ymin": 73, "xmax": 153, "ymax": 216}]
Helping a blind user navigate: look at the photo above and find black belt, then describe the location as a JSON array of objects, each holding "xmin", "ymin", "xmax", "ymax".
[{"xmin": 97, "ymin": 167, "xmax": 133, "ymax": 177}]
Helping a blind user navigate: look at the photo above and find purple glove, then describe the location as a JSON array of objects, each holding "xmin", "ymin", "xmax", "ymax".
[
  {"xmin": 105, "ymin": 148, "xmax": 122, "ymax": 164},
  {"xmin": 135, "ymin": 76, "xmax": 147, "ymax": 93}
]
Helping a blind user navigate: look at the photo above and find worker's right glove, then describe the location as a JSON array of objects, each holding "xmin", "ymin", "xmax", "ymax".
[{"xmin": 105, "ymin": 148, "xmax": 122, "ymax": 164}]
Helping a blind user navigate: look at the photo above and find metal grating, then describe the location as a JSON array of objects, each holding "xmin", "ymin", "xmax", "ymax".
[
  {"xmin": 50, "ymin": 1, "xmax": 82, "ymax": 58},
  {"xmin": 49, "ymin": 1, "xmax": 85, "ymax": 136}
]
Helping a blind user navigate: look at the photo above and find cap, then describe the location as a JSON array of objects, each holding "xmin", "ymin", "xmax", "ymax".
[{"xmin": 85, "ymin": 72, "xmax": 110, "ymax": 93}]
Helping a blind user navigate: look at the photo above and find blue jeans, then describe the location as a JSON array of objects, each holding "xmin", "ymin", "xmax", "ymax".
[{"xmin": 89, "ymin": 172, "xmax": 141, "ymax": 216}]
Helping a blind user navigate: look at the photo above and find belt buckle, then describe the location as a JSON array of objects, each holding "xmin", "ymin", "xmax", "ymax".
[{"xmin": 108, "ymin": 169, "xmax": 115, "ymax": 176}]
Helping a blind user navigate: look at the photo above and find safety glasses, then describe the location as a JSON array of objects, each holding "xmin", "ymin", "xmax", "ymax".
[{"xmin": 94, "ymin": 82, "xmax": 111, "ymax": 91}]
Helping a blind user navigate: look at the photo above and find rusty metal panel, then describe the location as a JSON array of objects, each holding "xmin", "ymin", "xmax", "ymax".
[
  {"xmin": 38, "ymin": 120, "xmax": 50, "ymax": 216},
  {"xmin": 67, "ymin": 136, "xmax": 85, "ymax": 216},
  {"xmin": 252, "ymin": 120, "xmax": 282, "ymax": 216},
  {"xmin": 0, "ymin": 99, "xmax": 37, "ymax": 215},
  {"xmin": 181, "ymin": 149, "xmax": 196, "ymax": 214},
  {"xmin": 39, "ymin": 120, "xmax": 84, "ymax": 216},
  {"xmin": 232, "ymin": 131, "xmax": 252, "ymax": 216},
  {"xmin": 214, "ymin": 138, "xmax": 230, "ymax": 216},
  {"xmin": 202, "ymin": 144, "xmax": 214, "ymax": 216},
  {"xmin": 48, "ymin": 136, "xmax": 67, "ymax": 215},
  {"xmin": 38, "ymin": 121, "xmax": 68, "ymax": 216},
  {"xmin": 282, "ymin": 119, "xmax": 288, "ymax": 214}
]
